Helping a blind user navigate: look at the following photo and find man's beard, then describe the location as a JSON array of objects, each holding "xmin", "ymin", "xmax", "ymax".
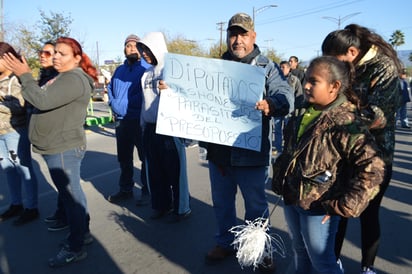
[{"xmin": 126, "ymin": 53, "xmax": 139, "ymax": 63}]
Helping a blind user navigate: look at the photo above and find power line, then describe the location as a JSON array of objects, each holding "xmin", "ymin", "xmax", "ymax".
[{"xmin": 258, "ymin": 0, "xmax": 363, "ymax": 26}]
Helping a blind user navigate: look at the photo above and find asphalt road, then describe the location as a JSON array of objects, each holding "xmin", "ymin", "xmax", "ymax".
[{"xmin": 0, "ymin": 101, "xmax": 411, "ymax": 274}]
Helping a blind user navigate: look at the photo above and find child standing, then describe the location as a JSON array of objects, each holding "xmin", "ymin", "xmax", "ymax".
[
  {"xmin": 137, "ymin": 32, "xmax": 191, "ymax": 222},
  {"xmin": 272, "ymin": 56, "xmax": 385, "ymax": 273}
]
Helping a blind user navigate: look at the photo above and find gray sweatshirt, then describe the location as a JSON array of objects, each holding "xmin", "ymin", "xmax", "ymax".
[{"xmin": 19, "ymin": 68, "xmax": 94, "ymax": 154}]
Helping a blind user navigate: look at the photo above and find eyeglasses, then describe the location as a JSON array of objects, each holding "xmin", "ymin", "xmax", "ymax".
[{"xmin": 38, "ymin": 50, "xmax": 53, "ymax": 58}]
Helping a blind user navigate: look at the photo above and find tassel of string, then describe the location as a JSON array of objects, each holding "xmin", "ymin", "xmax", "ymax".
[{"xmin": 229, "ymin": 196, "xmax": 285, "ymax": 270}]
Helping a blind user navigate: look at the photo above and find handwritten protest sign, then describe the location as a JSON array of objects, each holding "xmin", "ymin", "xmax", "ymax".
[{"xmin": 156, "ymin": 53, "xmax": 265, "ymax": 151}]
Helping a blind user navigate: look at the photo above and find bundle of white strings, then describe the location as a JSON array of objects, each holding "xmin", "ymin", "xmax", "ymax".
[{"xmin": 229, "ymin": 209, "xmax": 285, "ymax": 270}]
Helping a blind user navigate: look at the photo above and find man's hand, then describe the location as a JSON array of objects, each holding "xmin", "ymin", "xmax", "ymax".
[
  {"xmin": 321, "ymin": 214, "xmax": 331, "ymax": 224},
  {"xmin": 255, "ymin": 99, "xmax": 271, "ymax": 116},
  {"xmin": 158, "ymin": 80, "xmax": 168, "ymax": 91}
]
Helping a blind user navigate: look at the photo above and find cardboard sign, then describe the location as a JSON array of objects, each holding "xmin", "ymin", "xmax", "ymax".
[{"xmin": 156, "ymin": 53, "xmax": 265, "ymax": 151}]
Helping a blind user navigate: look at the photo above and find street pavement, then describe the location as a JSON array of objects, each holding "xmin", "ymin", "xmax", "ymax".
[{"xmin": 0, "ymin": 102, "xmax": 411, "ymax": 274}]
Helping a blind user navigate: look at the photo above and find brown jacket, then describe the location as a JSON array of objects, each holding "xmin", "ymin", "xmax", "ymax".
[
  {"xmin": 0, "ymin": 75, "xmax": 27, "ymax": 135},
  {"xmin": 272, "ymin": 94, "xmax": 385, "ymax": 218}
]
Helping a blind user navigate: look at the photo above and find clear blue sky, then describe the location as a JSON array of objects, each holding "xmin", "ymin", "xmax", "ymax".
[{"xmin": 4, "ymin": 0, "xmax": 412, "ymax": 66}]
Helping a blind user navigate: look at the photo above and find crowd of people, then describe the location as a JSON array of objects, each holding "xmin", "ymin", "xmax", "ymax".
[{"xmin": 0, "ymin": 11, "xmax": 409, "ymax": 274}]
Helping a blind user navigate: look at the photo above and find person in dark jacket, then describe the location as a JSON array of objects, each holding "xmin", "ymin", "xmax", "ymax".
[
  {"xmin": 107, "ymin": 34, "xmax": 150, "ymax": 204},
  {"xmin": 289, "ymin": 55, "xmax": 306, "ymax": 86},
  {"xmin": 272, "ymin": 56, "xmax": 385, "ymax": 273},
  {"xmin": 272, "ymin": 60, "xmax": 303, "ymax": 153},
  {"xmin": 38, "ymin": 41, "xmax": 59, "ymax": 87},
  {"xmin": 322, "ymin": 23, "xmax": 403, "ymax": 274},
  {"xmin": 203, "ymin": 13, "xmax": 294, "ymax": 273},
  {"xmin": 397, "ymin": 69, "xmax": 410, "ymax": 128},
  {"xmin": 37, "ymin": 41, "xmax": 69, "ymax": 232}
]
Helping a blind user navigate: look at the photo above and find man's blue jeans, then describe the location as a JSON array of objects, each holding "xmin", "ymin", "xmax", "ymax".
[
  {"xmin": 284, "ymin": 205, "xmax": 343, "ymax": 274},
  {"xmin": 0, "ymin": 128, "xmax": 38, "ymax": 209},
  {"xmin": 208, "ymin": 162, "xmax": 269, "ymax": 248},
  {"xmin": 43, "ymin": 146, "xmax": 87, "ymax": 252}
]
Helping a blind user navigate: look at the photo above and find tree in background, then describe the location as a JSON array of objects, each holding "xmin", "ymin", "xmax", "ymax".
[
  {"xmin": 389, "ymin": 29, "xmax": 405, "ymax": 50},
  {"xmin": 266, "ymin": 48, "xmax": 281, "ymax": 64},
  {"xmin": 10, "ymin": 10, "xmax": 73, "ymax": 77},
  {"xmin": 167, "ymin": 35, "xmax": 208, "ymax": 57}
]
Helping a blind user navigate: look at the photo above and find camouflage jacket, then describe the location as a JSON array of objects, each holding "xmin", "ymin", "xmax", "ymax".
[
  {"xmin": 355, "ymin": 46, "xmax": 401, "ymax": 165},
  {"xmin": 272, "ymin": 94, "xmax": 385, "ymax": 217},
  {"xmin": 0, "ymin": 75, "xmax": 27, "ymax": 135}
]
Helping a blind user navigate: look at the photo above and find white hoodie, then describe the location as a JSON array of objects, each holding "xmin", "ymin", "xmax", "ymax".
[{"xmin": 138, "ymin": 32, "xmax": 168, "ymax": 126}]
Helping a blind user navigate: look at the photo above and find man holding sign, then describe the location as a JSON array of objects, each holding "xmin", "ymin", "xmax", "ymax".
[{"xmin": 203, "ymin": 13, "xmax": 294, "ymax": 272}]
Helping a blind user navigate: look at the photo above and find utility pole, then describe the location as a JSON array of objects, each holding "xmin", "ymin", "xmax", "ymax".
[
  {"xmin": 253, "ymin": 4, "xmax": 277, "ymax": 23},
  {"xmin": 216, "ymin": 21, "xmax": 225, "ymax": 56},
  {"xmin": 322, "ymin": 12, "xmax": 361, "ymax": 29},
  {"xmin": 96, "ymin": 41, "xmax": 100, "ymax": 69},
  {"xmin": 0, "ymin": 0, "xmax": 3, "ymax": 41}
]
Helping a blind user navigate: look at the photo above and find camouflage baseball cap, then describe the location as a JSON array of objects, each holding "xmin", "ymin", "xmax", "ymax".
[{"xmin": 227, "ymin": 13, "xmax": 254, "ymax": 32}]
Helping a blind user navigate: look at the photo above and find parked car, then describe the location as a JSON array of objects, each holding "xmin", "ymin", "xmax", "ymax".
[
  {"xmin": 92, "ymin": 83, "xmax": 107, "ymax": 101},
  {"xmin": 92, "ymin": 88, "xmax": 106, "ymax": 101}
]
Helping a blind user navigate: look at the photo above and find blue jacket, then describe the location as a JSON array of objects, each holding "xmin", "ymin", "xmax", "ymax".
[
  {"xmin": 205, "ymin": 51, "xmax": 294, "ymax": 167},
  {"xmin": 107, "ymin": 59, "xmax": 148, "ymax": 119}
]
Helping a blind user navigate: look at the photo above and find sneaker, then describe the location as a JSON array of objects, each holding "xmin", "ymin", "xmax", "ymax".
[
  {"xmin": 48, "ymin": 246, "xmax": 87, "ymax": 267},
  {"xmin": 258, "ymin": 257, "xmax": 276, "ymax": 274},
  {"xmin": 205, "ymin": 245, "xmax": 236, "ymax": 264},
  {"xmin": 166, "ymin": 209, "xmax": 192, "ymax": 223},
  {"xmin": 13, "ymin": 208, "xmax": 39, "ymax": 226},
  {"xmin": 361, "ymin": 266, "xmax": 377, "ymax": 274},
  {"xmin": 60, "ymin": 232, "xmax": 94, "ymax": 248},
  {"xmin": 48, "ymin": 219, "xmax": 69, "ymax": 232},
  {"xmin": 0, "ymin": 204, "xmax": 24, "ymax": 222},
  {"xmin": 107, "ymin": 191, "xmax": 133, "ymax": 203}
]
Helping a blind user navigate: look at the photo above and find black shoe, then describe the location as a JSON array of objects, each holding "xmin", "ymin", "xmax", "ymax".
[
  {"xmin": 0, "ymin": 204, "xmax": 24, "ymax": 222},
  {"xmin": 205, "ymin": 245, "xmax": 236, "ymax": 265},
  {"xmin": 258, "ymin": 257, "xmax": 276, "ymax": 274},
  {"xmin": 48, "ymin": 219, "xmax": 69, "ymax": 232},
  {"xmin": 150, "ymin": 208, "xmax": 173, "ymax": 219},
  {"xmin": 135, "ymin": 197, "xmax": 150, "ymax": 207},
  {"xmin": 44, "ymin": 213, "xmax": 62, "ymax": 223},
  {"xmin": 166, "ymin": 209, "xmax": 192, "ymax": 223},
  {"xmin": 13, "ymin": 208, "xmax": 39, "ymax": 226},
  {"xmin": 107, "ymin": 191, "xmax": 133, "ymax": 203}
]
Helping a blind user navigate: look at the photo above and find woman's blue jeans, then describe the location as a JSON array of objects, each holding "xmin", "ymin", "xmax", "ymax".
[
  {"xmin": 284, "ymin": 205, "xmax": 343, "ymax": 274},
  {"xmin": 0, "ymin": 128, "xmax": 38, "ymax": 209},
  {"xmin": 43, "ymin": 146, "xmax": 88, "ymax": 252}
]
